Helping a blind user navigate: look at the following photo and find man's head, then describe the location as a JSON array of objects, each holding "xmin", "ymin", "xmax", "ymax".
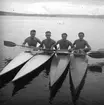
[
  {"xmin": 30, "ymin": 30, "xmax": 36, "ymax": 39},
  {"xmin": 61, "ymin": 33, "xmax": 67, "ymax": 40},
  {"xmin": 78, "ymin": 32, "xmax": 84, "ymax": 40},
  {"xmin": 45, "ymin": 31, "xmax": 51, "ymax": 39}
]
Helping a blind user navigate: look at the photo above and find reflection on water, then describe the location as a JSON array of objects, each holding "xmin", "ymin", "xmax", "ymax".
[
  {"xmin": 74, "ymin": 67, "xmax": 88, "ymax": 104},
  {"xmin": 69, "ymin": 68, "xmax": 76, "ymax": 104},
  {"xmin": 0, "ymin": 56, "xmax": 104, "ymax": 105},
  {"xmin": 88, "ymin": 65, "xmax": 102, "ymax": 73},
  {"xmin": 43, "ymin": 58, "xmax": 53, "ymax": 78},
  {"xmin": 0, "ymin": 62, "xmax": 26, "ymax": 89},
  {"xmin": 12, "ymin": 65, "xmax": 45, "ymax": 96},
  {"xmin": 12, "ymin": 55, "xmax": 53, "ymax": 96},
  {"xmin": 69, "ymin": 61, "xmax": 104, "ymax": 105},
  {"xmin": 49, "ymin": 62, "xmax": 70, "ymax": 104},
  {"xmin": 88, "ymin": 61, "xmax": 104, "ymax": 73}
]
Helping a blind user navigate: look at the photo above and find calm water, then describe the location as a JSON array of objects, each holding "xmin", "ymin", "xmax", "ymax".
[{"xmin": 0, "ymin": 15, "xmax": 104, "ymax": 105}]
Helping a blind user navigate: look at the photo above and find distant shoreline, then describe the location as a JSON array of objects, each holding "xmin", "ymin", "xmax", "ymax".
[{"xmin": 0, "ymin": 11, "xmax": 104, "ymax": 18}]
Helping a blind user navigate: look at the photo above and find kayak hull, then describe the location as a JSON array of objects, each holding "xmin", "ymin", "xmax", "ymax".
[
  {"xmin": 70, "ymin": 55, "xmax": 88, "ymax": 88},
  {"xmin": 0, "ymin": 62, "xmax": 26, "ymax": 89},
  {"xmin": 12, "ymin": 53, "xmax": 54, "ymax": 82},
  {"xmin": 49, "ymin": 62, "xmax": 69, "ymax": 102},
  {"xmin": 0, "ymin": 51, "xmax": 33, "ymax": 76},
  {"xmin": 87, "ymin": 56, "xmax": 104, "ymax": 72},
  {"xmin": 49, "ymin": 51, "xmax": 70, "ymax": 86}
]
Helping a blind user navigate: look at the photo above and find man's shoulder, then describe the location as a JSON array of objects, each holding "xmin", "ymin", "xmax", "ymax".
[
  {"xmin": 42, "ymin": 39, "xmax": 56, "ymax": 42},
  {"xmin": 57, "ymin": 39, "xmax": 62, "ymax": 42},
  {"xmin": 34, "ymin": 37, "xmax": 41, "ymax": 41},
  {"xmin": 42, "ymin": 39, "xmax": 46, "ymax": 41},
  {"xmin": 66, "ymin": 40, "xmax": 72, "ymax": 43},
  {"xmin": 41, "ymin": 39, "xmax": 47, "ymax": 43},
  {"xmin": 74, "ymin": 39, "xmax": 86, "ymax": 43},
  {"xmin": 83, "ymin": 39, "xmax": 87, "ymax": 43},
  {"xmin": 34, "ymin": 37, "xmax": 39, "ymax": 40},
  {"xmin": 51, "ymin": 39, "xmax": 56, "ymax": 42},
  {"xmin": 25, "ymin": 37, "xmax": 30, "ymax": 40},
  {"xmin": 75, "ymin": 39, "xmax": 87, "ymax": 42},
  {"xmin": 75, "ymin": 39, "xmax": 79, "ymax": 42}
]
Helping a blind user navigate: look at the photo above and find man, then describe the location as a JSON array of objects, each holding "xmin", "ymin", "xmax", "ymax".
[
  {"xmin": 22, "ymin": 30, "xmax": 41, "ymax": 48},
  {"xmin": 39, "ymin": 31, "xmax": 56, "ymax": 50},
  {"xmin": 55, "ymin": 33, "xmax": 73, "ymax": 51},
  {"xmin": 73, "ymin": 32, "xmax": 91, "ymax": 52}
]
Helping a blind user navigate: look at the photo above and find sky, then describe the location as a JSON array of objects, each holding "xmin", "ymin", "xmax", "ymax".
[{"xmin": 0, "ymin": 0, "xmax": 104, "ymax": 15}]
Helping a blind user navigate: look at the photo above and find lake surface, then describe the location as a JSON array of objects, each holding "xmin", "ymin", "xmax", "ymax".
[{"xmin": 0, "ymin": 15, "xmax": 104, "ymax": 105}]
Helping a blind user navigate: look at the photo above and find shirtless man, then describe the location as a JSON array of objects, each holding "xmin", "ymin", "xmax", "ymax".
[
  {"xmin": 40, "ymin": 31, "xmax": 56, "ymax": 50},
  {"xmin": 55, "ymin": 33, "xmax": 73, "ymax": 51},
  {"xmin": 22, "ymin": 30, "xmax": 41, "ymax": 48},
  {"xmin": 73, "ymin": 32, "xmax": 91, "ymax": 52}
]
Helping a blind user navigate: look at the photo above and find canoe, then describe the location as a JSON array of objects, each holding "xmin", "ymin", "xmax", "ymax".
[
  {"xmin": 0, "ymin": 51, "xmax": 34, "ymax": 76},
  {"xmin": 88, "ymin": 51, "xmax": 104, "ymax": 58},
  {"xmin": 88, "ymin": 55, "xmax": 104, "ymax": 65},
  {"xmin": 70, "ymin": 54, "xmax": 88, "ymax": 88},
  {"xmin": 49, "ymin": 50, "xmax": 70, "ymax": 86},
  {"xmin": 87, "ymin": 56, "xmax": 104, "ymax": 72},
  {"xmin": 12, "ymin": 52, "xmax": 54, "ymax": 82}
]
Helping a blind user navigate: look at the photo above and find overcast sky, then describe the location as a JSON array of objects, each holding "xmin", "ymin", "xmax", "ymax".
[
  {"xmin": 0, "ymin": 0, "xmax": 104, "ymax": 15},
  {"xmin": 1, "ymin": 0, "xmax": 104, "ymax": 4}
]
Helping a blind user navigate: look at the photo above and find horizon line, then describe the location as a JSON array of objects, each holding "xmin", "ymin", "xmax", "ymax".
[{"xmin": 0, "ymin": 11, "xmax": 104, "ymax": 18}]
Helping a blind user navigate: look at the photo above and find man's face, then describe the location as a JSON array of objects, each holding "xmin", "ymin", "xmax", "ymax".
[
  {"xmin": 46, "ymin": 32, "xmax": 51, "ymax": 39},
  {"xmin": 30, "ymin": 31, "xmax": 36, "ymax": 38},
  {"xmin": 78, "ymin": 34, "xmax": 84, "ymax": 40},
  {"xmin": 62, "ymin": 34, "xmax": 67, "ymax": 40}
]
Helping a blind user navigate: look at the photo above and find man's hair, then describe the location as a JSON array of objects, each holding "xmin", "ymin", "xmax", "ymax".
[
  {"xmin": 78, "ymin": 32, "xmax": 84, "ymax": 36},
  {"xmin": 45, "ymin": 31, "xmax": 51, "ymax": 34},
  {"xmin": 62, "ymin": 33, "xmax": 67, "ymax": 36},
  {"xmin": 30, "ymin": 30, "xmax": 36, "ymax": 33}
]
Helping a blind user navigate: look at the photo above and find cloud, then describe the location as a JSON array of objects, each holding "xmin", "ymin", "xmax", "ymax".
[{"xmin": 0, "ymin": 1, "xmax": 104, "ymax": 15}]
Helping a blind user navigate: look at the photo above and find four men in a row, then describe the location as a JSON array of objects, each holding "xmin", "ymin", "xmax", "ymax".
[{"xmin": 22, "ymin": 30, "xmax": 91, "ymax": 52}]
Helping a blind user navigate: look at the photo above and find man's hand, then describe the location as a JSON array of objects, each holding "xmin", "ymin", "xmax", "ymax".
[
  {"xmin": 68, "ymin": 48, "xmax": 73, "ymax": 52},
  {"xmin": 22, "ymin": 44, "xmax": 25, "ymax": 47},
  {"xmin": 33, "ymin": 47, "xmax": 40, "ymax": 51}
]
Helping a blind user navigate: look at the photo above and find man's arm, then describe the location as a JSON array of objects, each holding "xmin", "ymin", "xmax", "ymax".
[
  {"xmin": 39, "ymin": 40, "xmax": 44, "ymax": 48},
  {"xmin": 51, "ymin": 41, "xmax": 57, "ymax": 50},
  {"xmin": 37, "ymin": 38, "xmax": 42, "ymax": 45},
  {"xmin": 68, "ymin": 41, "xmax": 73, "ymax": 52},
  {"xmin": 72, "ymin": 40, "xmax": 76, "ymax": 50},
  {"xmin": 85, "ymin": 41, "xmax": 91, "ymax": 50},
  {"xmin": 54, "ymin": 41, "xmax": 59, "ymax": 50},
  {"xmin": 22, "ymin": 38, "xmax": 27, "ymax": 46},
  {"xmin": 70, "ymin": 41, "xmax": 73, "ymax": 48}
]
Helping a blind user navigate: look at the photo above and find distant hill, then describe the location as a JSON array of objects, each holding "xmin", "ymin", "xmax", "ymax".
[
  {"xmin": 0, "ymin": 11, "xmax": 104, "ymax": 18},
  {"xmin": 0, "ymin": 11, "xmax": 31, "ymax": 16}
]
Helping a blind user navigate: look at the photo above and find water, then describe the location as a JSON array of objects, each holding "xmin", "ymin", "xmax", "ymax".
[{"xmin": 0, "ymin": 15, "xmax": 104, "ymax": 105}]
